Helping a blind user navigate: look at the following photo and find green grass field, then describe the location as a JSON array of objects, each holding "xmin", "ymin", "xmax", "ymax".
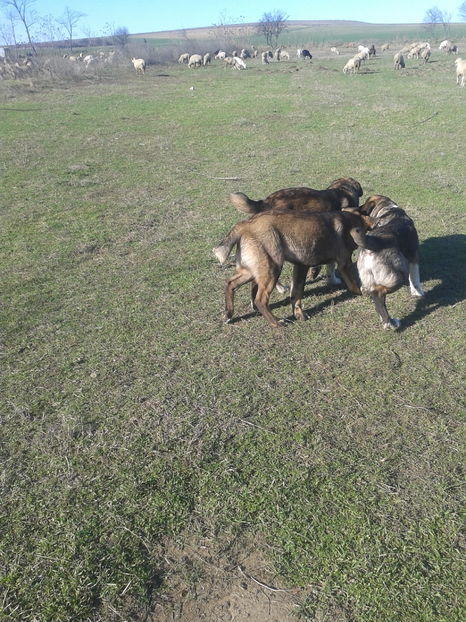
[{"xmin": 1, "ymin": 41, "xmax": 465, "ymax": 622}]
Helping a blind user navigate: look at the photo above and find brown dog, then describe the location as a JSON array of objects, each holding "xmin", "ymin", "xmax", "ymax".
[
  {"xmin": 229, "ymin": 177, "xmax": 363, "ymax": 214},
  {"xmin": 230, "ymin": 177, "xmax": 363, "ymax": 286},
  {"xmin": 351, "ymin": 195, "xmax": 425, "ymax": 330},
  {"xmin": 213, "ymin": 209, "xmax": 372, "ymax": 327}
]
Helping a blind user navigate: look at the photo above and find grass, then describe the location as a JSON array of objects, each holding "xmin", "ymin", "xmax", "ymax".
[{"xmin": 1, "ymin": 45, "xmax": 465, "ymax": 622}]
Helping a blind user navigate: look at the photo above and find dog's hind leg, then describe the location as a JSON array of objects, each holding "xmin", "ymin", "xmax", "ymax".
[
  {"xmin": 254, "ymin": 278, "xmax": 283, "ymax": 327},
  {"xmin": 290, "ymin": 264, "xmax": 310, "ymax": 320},
  {"xmin": 408, "ymin": 262, "xmax": 425, "ymax": 297},
  {"xmin": 370, "ymin": 286, "xmax": 400, "ymax": 330},
  {"xmin": 224, "ymin": 268, "xmax": 253, "ymax": 323},
  {"xmin": 326, "ymin": 262, "xmax": 342, "ymax": 285},
  {"xmin": 336, "ymin": 259, "xmax": 361, "ymax": 295}
]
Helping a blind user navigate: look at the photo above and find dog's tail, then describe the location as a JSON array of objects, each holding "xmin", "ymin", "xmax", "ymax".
[
  {"xmin": 349, "ymin": 227, "xmax": 392, "ymax": 252},
  {"xmin": 212, "ymin": 222, "xmax": 245, "ymax": 264},
  {"xmin": 229, "ymin": 192, "xmax": 265, "ymax": 214}
]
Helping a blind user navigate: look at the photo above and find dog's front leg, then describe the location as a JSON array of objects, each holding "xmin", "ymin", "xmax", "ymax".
[{"xmin": 290, "ymin": 264, "xmax": 310, "ymax": 320}]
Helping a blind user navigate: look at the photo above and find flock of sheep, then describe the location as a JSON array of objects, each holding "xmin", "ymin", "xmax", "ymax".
[{"xmin": 167, "ymin": 40, "xmax": 465, "ymax": 86}]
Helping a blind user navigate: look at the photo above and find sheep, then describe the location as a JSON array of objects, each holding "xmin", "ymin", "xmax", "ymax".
[
  {"xmin": 439, "ymin": 39, "xmax": 451, "ymax": 51},
  {"xmin": 381, "ymin": 43, "xmax": 390, "ymax": 52},
  {"xmin": 131, "ymin": 57, "xmax": 146, "ymax": 74},
  {"xmin": 296, "ymin": 48, "xmax": 302, "ymax": 58},
  {"xmin": 280, "ymin": 50, "xmax": 290, "ymax": 61},
  {"xmin": 251, "ymin": 46, "xmax": 258, "ymax": 58},
  {"xmin": 421, "ymin": 48, "xmax": 431, "ymax": 63},
  {"xmin": 261, "ymin": 51, "xmax": 270, "ymax": 64},
  {"xmin": 343, "ymin": 56, "xmax": 361, "ymax": 74},
  {"xmin": 355, "ymin": 50, "xmax": 369, "ymax": 63},
  {"xmin": 358, "ymin": 45, "xmax": 370, "ymax": 56},
  {"xmin": 300, "ymin": 49, "xmax": 312, "ymax": 61},
  {"xmin": 274, "ymin": 47, "xmax": 282, "ymax": 61},
  {"xmin": 448, "ymin": 44, "xmax": 459, "ymax": 54},
  {"xmin": 188, "ymin": 54, "xmax": 202, "ymax": 68},
  {"xmin": 232, "ymin": 56, "xmax": 246, "ymax": 70},
  {"xmin": 394, "ymin": 52, "xmax": 405, "ymax": 70},
  {"xmin": 455, "ymin": 58, "xmax": 466, "ymax": 86},
  {"xmin": 330, "ymin": 47, "xmax": 340, "ymax": 55},
  {"xmin": 215, "ymin": 51, "xmax": 226, "ymax": 60},
  {"xmin": 203, "ymin": 52, "xmax": 211, "ymax": 66},
  {"xmin": 178, "ymin": 53, "xmax": 189, "ymax": 64},
  {"xmin": 369, "ymin": 44, "xmax": 376, "ymax": 57},
  {"xmin": 240, "ymin": 49, "xmax": 251, "ymax": 59},
  {"xmin": 83, "ymin": 54, "xmax": 97, "ymax": 68}
]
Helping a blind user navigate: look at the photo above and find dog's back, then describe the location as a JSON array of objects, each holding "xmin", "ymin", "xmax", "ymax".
[{"xmin": 230, "ymin": 177, "xmax": 363, "ymax": 215}]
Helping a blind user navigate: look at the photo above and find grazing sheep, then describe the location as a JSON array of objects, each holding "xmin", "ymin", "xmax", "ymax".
[
  {"xmin": 439, "ymin": 39, "xmax": 451, "ymax": 51},
  {"xmin": 358, "ymin": 45, "xmax": 370, "ymax": 56},
  {"xmin": 421, "ymin": 47, "xmax": 431, "ymax": 63},
  {"xmin": 178, "ymin": 53, "xmax": 189, "ymax": 64},
  {"xmin": 232, "ymin": 56, "xmax": 246, "ymax": 70},
  {"xmin": 343, "ymin": 56, "xmax": 361, "ymax": 74},
  {"xmin": 280, "ymin": 50, "xmax": 290, "ymax": 61},
  {"xmin": 261, "ymin": 51, "xmax": 270, "ymax": 64},
  {"xmin": 251, "ymin": 46, "xmax": 258, "ymax": 58},
  {"xmin": 296, "ymin": 48, "xmax": 302, "ymax": 58},
  {"xmin": 455, "ymin": 58, "xmax": 466, "ymax": 86},
  {"xmin": 301, "ymin": 49, "xmax": 312, "ymax": 61},
  {"xmin": 330, "ymin": 47, "xmax": 340, "ymax": 55},
  {"xmin": 203, "ymin": 52, "xmax": 211, "ymax": 66},
  {"xmin": 188, "ymin": 54, "xmax": 203, "ymax": 68},
  {"xmin": 240, "ymin": 48, "xmax": 251, "ymax": 59},
  {"xmin": 131, "ymin": 57, "xmax": 146, "ymax": 74},
  {"xmin": 274, "ymin": 47, "xmax": 282, "ymax": 61},
  {"xmin": 215, "ymin": 51, "xmax": 226, "ymax": 60},
  {"xmin": 369, "ymin": 44, "xmax": 376, "ymax": 57},
  {"xmin": 394, "ymin": 52, "xmax": 405, "ymax": 70},
  {"xmin": 448, "ymin": 44, "xmax": 459, "ymax": 54},
  {"xmin": 381, "ymin": 43, "xmax": 390, "ymax": 52},
  {"xmin": 355, "ymin": 50, "xmax": 369, "ymax": 63}
]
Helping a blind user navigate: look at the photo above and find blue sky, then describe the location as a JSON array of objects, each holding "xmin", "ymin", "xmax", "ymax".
[{"xmin": 1, "ymin": 0, "xmax": 464, "ymax": 41}]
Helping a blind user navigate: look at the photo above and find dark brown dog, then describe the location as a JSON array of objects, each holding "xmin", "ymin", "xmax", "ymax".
[
  {"xmin": 230, "ymin": 177, "xmax": 363, "ymax": 286},
  {"xmin": 213, "ymin": 209, "xmax": 372, "ymax": 328},
  {"xmin": 351, "ymin": 195, "xmax": 425, "ymax": 330},
  {"xmin": 229, "ymin": 177, "xmax": 363, "ymax": 215}
]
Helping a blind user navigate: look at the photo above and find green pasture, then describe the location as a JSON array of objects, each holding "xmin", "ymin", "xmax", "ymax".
[{"xmin": 1, "ymin": 47, "xmax": 465, "ymax": 621}]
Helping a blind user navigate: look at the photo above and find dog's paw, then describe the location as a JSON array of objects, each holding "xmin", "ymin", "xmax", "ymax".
[
  {"xmin": 383, "ymin": 318, "xmax": 401, "ymax": 330},
  {"xmin": 410, "ymin": 288, "xmax": 425, "ymax": 298},
  {"xmin": 275, "ymin": 282, "xmax": 289, "ymax": 294}
]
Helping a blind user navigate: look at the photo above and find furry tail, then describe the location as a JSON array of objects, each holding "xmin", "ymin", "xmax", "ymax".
[
  {"xmin": 229, "ymin": 192, "xmax": 265, "ymax": 214},
  {"xmin": 212, "ymin": 222, "xmax": 245, "ymax": 264}
]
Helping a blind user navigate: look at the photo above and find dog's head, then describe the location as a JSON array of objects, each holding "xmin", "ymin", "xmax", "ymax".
[
  {"xmin": 360, "ymin": 195, "xmax": 399, "ymax": 219},
  {"xmin": 327, "ymin": 177, "xmax": 363, "ymax": 208}
]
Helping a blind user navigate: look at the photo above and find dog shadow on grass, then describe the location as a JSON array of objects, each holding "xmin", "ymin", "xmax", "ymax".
[
  {"xmin": 227, "ymin": 280, "xmax": 353, "ymax": 325},
  {"xmin": 399, "ymin": 234, "xmax": 465, "ymax": 331}
]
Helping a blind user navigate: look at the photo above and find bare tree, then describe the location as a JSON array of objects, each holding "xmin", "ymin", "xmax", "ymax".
[
  {"xmin": 112, "ymin": 26, "xmax": 129, "ymax": 48},
  {"xmin": 459, "ymin": 1, "xmax": 466, "ymax": 20},
  {"xmin": 0, "ymin": 0, "xmax": 37, "ymax": 53},
  {"xmin": 423, "ymin": 6, "xmax": 451, "ymax": 36},
  {"xmin": 0, "ymin": 9, "xmax": 18, "ymax": 46},
  {"xmin": 257, "ymin": 10, "xmax": 288, "ymax": 47},
  {"xmin": 56, "ymin": 6, "xmax": 85, "ymax": 52}
]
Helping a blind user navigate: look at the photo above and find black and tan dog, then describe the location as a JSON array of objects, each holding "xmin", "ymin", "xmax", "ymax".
[
  {"xmin": 213, "ymin": 208, "xmax": 372, "ymax": 328},
  {"xmin": 351, "ymin": 195, "xmax": 425, "ymax": 330},
  {"xmin": 230, "ymin": 177, "xmax": 363, "ymax": 287},
  {"xmin": 229, "ymin": 177, "xmax": 363, "ymax": 214}
]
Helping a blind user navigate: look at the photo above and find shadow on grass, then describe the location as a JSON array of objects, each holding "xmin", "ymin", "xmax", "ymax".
[
  {"xmin": 226, "ymin": 280, "xmax": 354, "ymax": 325},
  {"xmin": 399, "ymin": 234, "xmax": 465, "ymax": 330}
]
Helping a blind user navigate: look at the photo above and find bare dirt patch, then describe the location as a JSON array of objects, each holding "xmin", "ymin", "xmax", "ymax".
[{"xmin": 151, "ymin": 536, "xmax": 305, "ymax": 621}]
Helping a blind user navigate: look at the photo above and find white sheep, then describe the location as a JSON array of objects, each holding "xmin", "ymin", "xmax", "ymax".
[
  {"xmin": 215, "ymin": 51, "xmax": 226, "ymax": 60},
  {"xmin": 261, "ymin": 51, "xmax": 269, "ymax": 64},
  {"xmin": 279, "ymin": 50, "xmax": 290, "ymax": 61},
  {"xmin": 393, "ymin": 52, "xmax": 405, "ymax": 70},
  {"xmin": 455, "ymin": 58, "xmax": 466, "ymax": 86},
  {"xmin": 381, "ymin": 43, "xmax": 390, "ymax": 52},
  {"xmin": 240, "ymin": 49, "xmax": 251, "ymax": 59},
  {"xmin": 83, "ymin": 54, "xmax": 97, "ymax": 68},
  {"xmin": 421, "ymin": 48, "xmax": 431, "ymax": 63},
  {"xmin": 439, "ymin": 39, "xmax": 451, "ymax": 51},
  {"xmin": 178, "ymin": 53, "xmax": 189, "ymax": 64},
  {"xmin": 232, "ymin": 56, "xmax": 246, "ymax": 70},
  {"xmin": 188, "ymin": 54, "xmax": 202, "ymax": 68},
  {"xmin": 343, "ymin": 57, "xmax": 361, "ymax": 74},
  {"xmin": 330, "ymin": 47, "xmax": 340, "ymax": 55},
  {"xmin": 203, "ymin": 52, "xmax": 211, "ymax": 66},
  {"xmin": 131, "ymin": 57, "xmax": 146, "ymax": 74}
]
